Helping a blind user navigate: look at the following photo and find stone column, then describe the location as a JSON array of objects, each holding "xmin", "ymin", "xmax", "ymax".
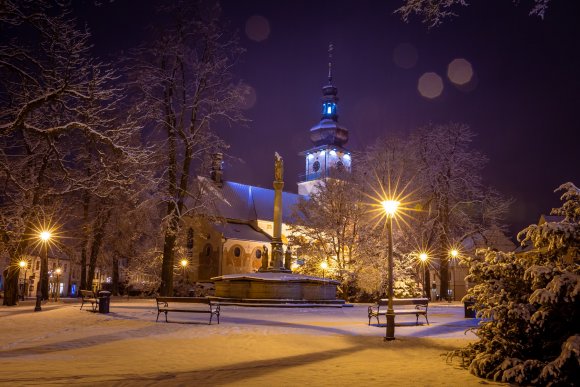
[{"xmin": 270, "ymin": 152, "xmax": 287, "ymax": 271}]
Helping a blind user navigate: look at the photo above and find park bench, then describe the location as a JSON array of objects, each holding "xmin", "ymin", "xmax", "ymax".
[
  {"xmin": 80, "ymin": 290, "xmax": 99, "ymax": 312},
  {"xmin": 155, "ymin": 297, "xmax": 220, "ymax": 324},
  {"xmin": 368, "ymin": 298, "xmax": 429, "ymax": 326}
]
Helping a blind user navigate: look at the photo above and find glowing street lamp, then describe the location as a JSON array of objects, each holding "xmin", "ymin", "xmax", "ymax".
[
  {"xmin": 35, "ymin": 230, "xmax": 51, "ymax": 312},
  {"xmin": 320, "ymin": 261, "xmax": 328, "ymax": 279},
  {"xmin": 19, "ymin": 260, "xmax": 28, "ymax": 300},
  {"xmin": 418, "ymin": 253, "xmax": 429, "ymax": 298},
  {"xmin": 381, "ymin": 199, "xmax": 400, "ymax": 341},
  {"xmin": 180, "ymin": 259, "xmax": 189, "ymax": 282},
  {"xmin": 449, "ymin": 249, "xmax": 459, "ymax": 301}
]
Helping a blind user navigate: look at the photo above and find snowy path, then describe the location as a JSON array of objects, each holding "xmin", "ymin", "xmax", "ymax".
[{"xmin": 0, "ymin": 300, "xmax": 505, "ymax": 386}]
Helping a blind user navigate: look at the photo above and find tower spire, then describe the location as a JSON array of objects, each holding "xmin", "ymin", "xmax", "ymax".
[{"xmin": 328, "ymin": 43, "xmax": 334, "ymax": 83}]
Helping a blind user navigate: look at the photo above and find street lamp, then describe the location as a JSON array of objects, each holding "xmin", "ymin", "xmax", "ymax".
[
  {"xmin": 381, "ymin": 199, "xmax": 399, "ymax": 341},
  {"xmin": 19, "ymin": 260, "xmax": 28, "ymax": 300},
  {"xmin": 54, "ymin": 268, "xmax": 62, "ymax": 302},
  {"xmin": 449, "ymin": 249, "xmax": 459, "ymax": 301},
  {"xmin": 418, "ymin": 252, "xmax": 429, "ymax": 298},
  {"xmin": 320, "ymin": 261, "xmax": 328, "ymax": 279},
  {"xmin": 180, "ymin": 259, "xmax": 188, "ymax": 282},
  {"xmin": 35, "ymin": 230, "xmax": 51, "ymax": 312}
]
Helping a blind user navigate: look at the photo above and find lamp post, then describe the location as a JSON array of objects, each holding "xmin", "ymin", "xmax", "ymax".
[
  {"xmin": 381, "ymin": 199, "xmax": 399, "ymax": 341},
  {"xmin": 449, "ymin": 249, "xmax": 459, "ymax": 301},
  {"xmin": 19, "ymin": 260, "xmax": 28, "ymax": 300},
  {"xmin": 54, "ymin": 268, "xmax": 61, "ymax": 302},
  {"xmin": 180, "ymin": 259, "xmax": 188, "ymax": 282},
  {"xmin": 320, "ymin": 261, "xmax": 328, "ymax": 279},
  {"xmin": 35, "ymin": 230, "xmax": 51, "ymax": 312},
  {"xmin": 419, "ymin": 253, "xmax": 429, "ymax": 298}
]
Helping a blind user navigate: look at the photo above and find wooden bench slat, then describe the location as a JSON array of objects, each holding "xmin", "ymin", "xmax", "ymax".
[
  {"xmin": 156, "ymin": 297, "xmax": 220, "ymax": 325},
  {"xmin": 368, "ymin": 298, "xmax": 429, "ymax": 326}
]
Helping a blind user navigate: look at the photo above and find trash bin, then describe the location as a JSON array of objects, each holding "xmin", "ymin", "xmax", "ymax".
[
  {"xmin": 98, "ymin": 291, "xmax": 111, "ymax": 314},
  {"xmin": 464, "ymin": 299, "xmax": 476, "ymax": 318}
]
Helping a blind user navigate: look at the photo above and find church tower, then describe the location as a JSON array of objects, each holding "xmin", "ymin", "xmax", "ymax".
[{"xmin": 297, "ymin": 44, "xmax": 351, "ymax": 196}]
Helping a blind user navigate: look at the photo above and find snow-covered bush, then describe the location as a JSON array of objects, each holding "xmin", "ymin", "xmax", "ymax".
[{"xmin": 460, "ymin": 182, "xmax": 579, "ymax": 385}]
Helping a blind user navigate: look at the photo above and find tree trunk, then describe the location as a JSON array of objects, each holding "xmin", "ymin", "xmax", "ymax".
[
  {"xmin": 160, "ymin": 221, "xmax": 177, "ymax": 296},
  {"xmin": 112, "ymin": 255, "xmax": 119, "ymax": 296},
  {"xmin": 80, "ymin": 191, "xmax": 90, "ymax": 292},
  {"xmin": 2, "ymin": 265, "xmax": 20, "ymax": 306},
  {"xmin": 87, "ymin": 209, "xmax": 111, "ymax": 291}
]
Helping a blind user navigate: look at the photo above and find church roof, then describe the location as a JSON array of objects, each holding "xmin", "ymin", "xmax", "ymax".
[
  {"xmin": 215, "ymin": 181, "xmax": 305, "ymax": 224},
  {"xmin": 213, "ymin": 222, "xmax": 271, "ymax": 243}
]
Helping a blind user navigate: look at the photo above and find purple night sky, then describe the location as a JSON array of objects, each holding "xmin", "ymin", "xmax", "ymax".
[{"xmin": 74, "ymin": 0, "xmax": 580, "ymax": 237}]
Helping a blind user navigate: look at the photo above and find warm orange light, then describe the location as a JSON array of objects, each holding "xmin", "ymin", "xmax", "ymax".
[
  {"xmin": 39, "ymin": 231, "xmax": 51, "ymax": 242},
  {"xmin": 381, "ymin": 200, "xmax": 400, "ymax": 216},
  {"xmin": 419, "ymin": 252, "xmax": 428, "ymax": 262},
  {"xmin": 55, "ymin": 268, "xmax": 62, "ymax": 275},
  {"xmin": 320, "ymin": 261, "xmax": 329, "ymax": 270},
  {"xmin": 450, "ymin": 249, "xmax": 459, "ymax": 258},
  {"xmin": 180, "ymin": 259, "xmax": 188, "ymax": 268},
  {"xmin": 19, "ymin": 260, "xmax": 27, "ymax": 268}
]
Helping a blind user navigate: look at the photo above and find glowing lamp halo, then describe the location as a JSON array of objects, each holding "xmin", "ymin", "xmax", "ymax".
[{"xmin": 381, "ymin": 200, "xmax": 400, "ymax": 216}]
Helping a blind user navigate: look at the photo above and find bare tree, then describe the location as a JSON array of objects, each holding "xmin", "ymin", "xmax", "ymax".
[
  {"xmin": 396, "ymin": 0, "xmax": 551, "ymax": 28},
  {"xmin": 289, "ymin": 171, "xmax": 363, "ymax": 299},
  {"xmin": 127, "ymin": 1, "xmax": 245, "ymax": 296},
  {"xmin": 0, "ymin": 1, "xmax": 146, "ymax": 305}
]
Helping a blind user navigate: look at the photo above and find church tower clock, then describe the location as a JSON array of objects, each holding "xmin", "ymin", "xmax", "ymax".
[{"xmin": 297, "ymin": 44, "xmax": 351, "ymax": 196}]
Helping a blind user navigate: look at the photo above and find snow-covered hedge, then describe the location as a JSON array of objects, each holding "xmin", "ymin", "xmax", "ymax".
[{"xmin": 461, "ymin": 182, "xmax": 579, "ymax": 385}]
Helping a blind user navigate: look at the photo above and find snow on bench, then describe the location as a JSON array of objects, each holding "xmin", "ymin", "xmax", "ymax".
[
  {"xmin": 155, "ymin": 297, "xmax": 220, "ymax": 324},
  {"xmin": 368, "ymin": 298, "xmax": 429, "ymax": 326}
]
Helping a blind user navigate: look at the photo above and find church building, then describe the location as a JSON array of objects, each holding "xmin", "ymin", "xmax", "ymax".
[{"xmin": 184, "ymin": 49, "xmax": 352, "ymax": 283}]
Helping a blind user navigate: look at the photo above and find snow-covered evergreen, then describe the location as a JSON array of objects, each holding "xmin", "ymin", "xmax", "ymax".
[{"xmin": 461, "ymin": 182, "xmax": 579, "ymax": 385}]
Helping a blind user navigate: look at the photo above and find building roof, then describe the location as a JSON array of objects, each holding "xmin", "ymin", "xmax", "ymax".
[
  {"xmin": 213, "ymin": 222, "xmax": 271, "ymax": 243},
  {"xmin": 215, "ymin": 181, "xmax": 304, "ymax": 224}
]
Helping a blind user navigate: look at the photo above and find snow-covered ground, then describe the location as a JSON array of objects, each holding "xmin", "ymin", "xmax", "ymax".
[{"xmin": 0, "ymin": 299, "xmax": 505, "ymax": 386}]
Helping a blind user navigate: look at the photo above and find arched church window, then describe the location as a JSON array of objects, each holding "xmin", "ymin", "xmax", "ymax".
[
  {"xmin": 234, "ymin": 247, "xmax": 241, "ymax": 257},
  {"xmin": 255, "ymin": 249, "xmax": 262, "ymax": 259},
  {"xmin": 205, "ymin": 245, "xmax": 212, "ymax": 256}
]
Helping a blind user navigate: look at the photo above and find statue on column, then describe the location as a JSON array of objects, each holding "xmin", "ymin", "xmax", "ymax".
[{"xmin": 274, "ymin": 152, "xmax": 283, "ymax": 181}]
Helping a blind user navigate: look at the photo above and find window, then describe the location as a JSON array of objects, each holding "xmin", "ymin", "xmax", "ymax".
[
  {"xmin": 187, "ymin": 228, "xmax": 194, "ymax": 249},
  {"xmin": 234, "ymin": 247, "xmax": 241, "ymax": 257},
  {"xmin": 255, "ymin": 249, "xmax": 262, "ymax": 259},
  {"xmin": 205, "ymin": 245, "xmax": 212, "ymax": 256}
]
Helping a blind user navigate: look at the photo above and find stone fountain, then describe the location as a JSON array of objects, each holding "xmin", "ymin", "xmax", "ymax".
[{"xmin": 211, "ymin": 153, "xmax": 344, "ymax": 306}]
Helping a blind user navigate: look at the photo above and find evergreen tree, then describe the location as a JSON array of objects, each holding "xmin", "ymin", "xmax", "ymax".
[{"xmin": 460, "ymin": 182, "xmax": 579, "ymax": 385}]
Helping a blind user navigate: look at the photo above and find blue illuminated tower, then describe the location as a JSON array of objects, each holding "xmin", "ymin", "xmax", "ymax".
[{"xmin": 297, "ymin": 44, "xmax": 351, "ymax": 196}]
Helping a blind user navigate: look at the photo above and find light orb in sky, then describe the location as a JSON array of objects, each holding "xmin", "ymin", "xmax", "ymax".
[
  {"xmin": 447, "ymin": 58, "xmax": 473, "ymax": 85},
  {"xmin": 393, "ymin": 42, "xmax": 418, "ymax": 69},
  {"xmin": 245, "ymin": 15, "xmax": 270, "ymax": 42},
  {"xmin": 40, "ymin": 231, "xmax": 51, "ymax": 241},
  {"xmin": 418, "ymin": 72, "xmax": 444, "ymax": 99}
]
